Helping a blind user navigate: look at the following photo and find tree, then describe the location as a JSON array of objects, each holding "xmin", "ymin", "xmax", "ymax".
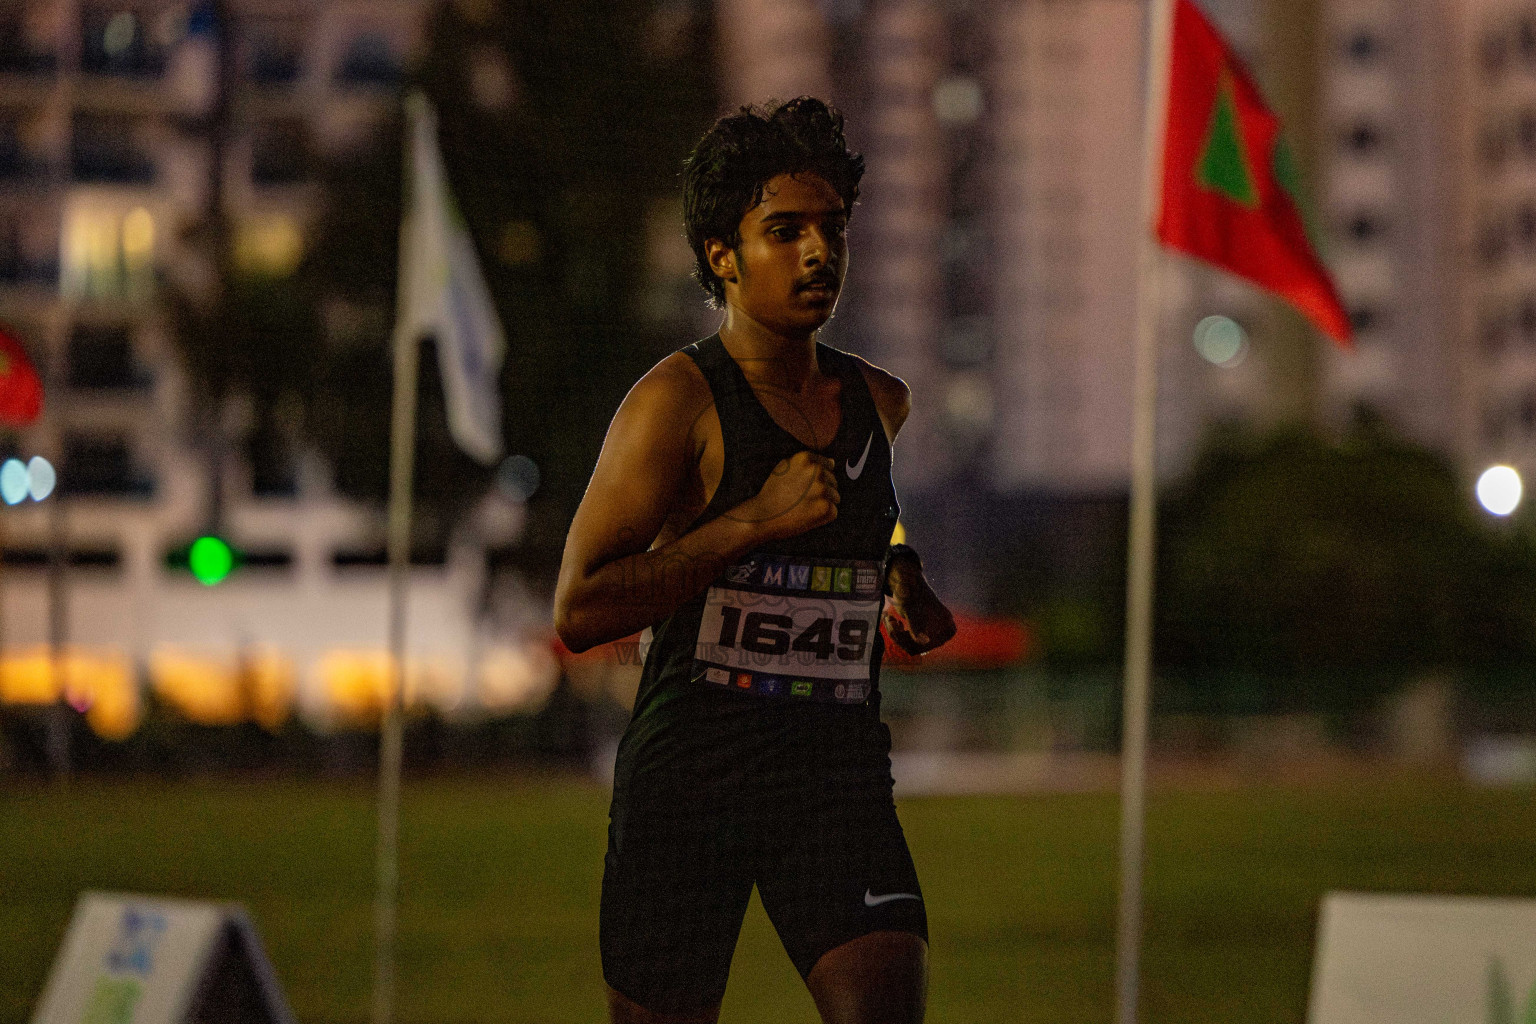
[
  {"xmin": 303, "ymin": 0, "xmax": 715, "ymax": 577},
  {"xmin": 1155, "ymin": 418, "xmax": 1536, "ymax": 711}
]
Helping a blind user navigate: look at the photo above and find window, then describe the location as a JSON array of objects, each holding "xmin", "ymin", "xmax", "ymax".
[
  {"xmin": 1519, "ymin": 109, "xmax": 1536, "ymax": 159},
  {"xmin": 1343, "ymin": 121, "xmax": 1385, "ymax": 157},
  {"xmin": 1348, "ymin": 305, "xmax": 1385, "ymax": 334},
  {"xmin": 68, "ymin": 324, "xmax": 148, "ymax": 390},
  {"xmin": 71, "ymin": 114, "xmax": 154, "ymax": 184},
  {"xmin": 1520, "ymin": 295, "xmax": 1536, "ymax": 340},
  {"xmin": 247, "ymin": 425, "xmax": 297, "ymax": 498},
  {"xmin": 61, "ymin": 432, "xmax": 152, "ymax": 497},
  {"xmin": 1517, "ymin": 203, "xmax": 1536, "ymax": 250},
  {"xmin": 1481, "ymin": 306, "xmax": 1511, "ymax": 353},
  {"xmin": 940, "ymin": 317, "xmax": 992, "ymax": 367},
  {"xmin": 251, "ymin": 120, "xmax": 308, "ymax": 185},
  {"xmin": 334, "ymin": 32, "xmax": 400, "ymax": 88},
  {"xmin": 0, "ymin": 10, "xmax": 57, "ymax": 76},
  {"xmin": 234, "ymin": 216, "xmax": 303, "ymax": 277},
  {"xmin": 80, "ymin": 7, "xmax": 166, "ymax": 79},
  {"xmin": 1345, "ymin": 212, "xmax": 1389, "ymax": 244},
  {"xmin": 62, "ymin": 204, "xmax": 155, "ymax": 300},
  {"xmin": 246, "ymin": 21, "xmax": 302, "ymax": 85},
  {"xmin": 1479, "ymin": 217, "xmax": 1509, "ymax": 266},
  {"xmin": 1344, "ymin": 28, "xmax": 1385, "ymax": 64},
  {"xmin": 1519, "ymin": 14, "xmax": 1536, "ymax": 64},
  {"xmin": 0, "ymin": 214, "xmax": 59, "ymax": 287}
]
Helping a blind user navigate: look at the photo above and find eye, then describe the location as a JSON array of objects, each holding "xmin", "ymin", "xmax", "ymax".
[{"xmin": 771, "ymin": 226, "xmax": 798, "ymax": 241}]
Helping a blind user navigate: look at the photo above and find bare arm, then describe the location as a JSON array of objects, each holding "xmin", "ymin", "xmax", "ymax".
[
  {"xmin": 854, "ymin": 359, "xmax": 957, "ymax": 654},
  {"xmin": 554, "ymin": 357, "xmax": 841, "ymax": 654}
]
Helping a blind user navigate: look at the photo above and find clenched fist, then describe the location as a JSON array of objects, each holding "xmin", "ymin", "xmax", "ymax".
[{"xmin": 735, "ymin": 450, "xmax": 840, "ymax": 542}]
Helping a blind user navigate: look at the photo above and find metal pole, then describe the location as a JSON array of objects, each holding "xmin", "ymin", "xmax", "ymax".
[
  {"xmin": 373, "ymin": 321, "xmax": 417, "ymax": 1024},
  {"xmin": 1114, "ymin": 0, "xmax": 1176, "ymax": 1022},
  {"xmin": 45, "ymin": 343, "xmax": 68, "ymax": 782}
]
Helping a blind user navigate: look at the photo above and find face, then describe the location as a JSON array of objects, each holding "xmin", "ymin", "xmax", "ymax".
[{"xmin": 706, "ymin": 172, "xmax": 849, "ymax": 337}]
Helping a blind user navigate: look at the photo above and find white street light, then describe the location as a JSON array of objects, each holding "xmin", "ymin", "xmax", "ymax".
[{"xmin": 1477, "ymin": 465, "xmax": 1523, "ymax": 516}]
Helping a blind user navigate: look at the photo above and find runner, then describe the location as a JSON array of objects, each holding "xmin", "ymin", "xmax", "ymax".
[{"xmin": 554, "ymin": 97, "xmax": 956, "ymax": 1024}]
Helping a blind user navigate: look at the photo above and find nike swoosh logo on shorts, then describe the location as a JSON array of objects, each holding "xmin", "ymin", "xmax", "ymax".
[
  {"xmin": 846, "ymin": 432, "xmax": 873, "ymax": 480},
  {"xmin": 864, "ymin": 889, "xmax": 921, "ymax": 907}
]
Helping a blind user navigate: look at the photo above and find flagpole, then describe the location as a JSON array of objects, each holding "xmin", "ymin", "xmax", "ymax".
[
  {"xmin": 1115, "ymin": 0, "xmax": 1177, "ymax": 1021},
  {"xmin": 373, "ymin": 97, "xmax": 426, "ymax": 1024},
  {"xmin": 373, "ymin": 318, "xmax": 417, "ymax": 1024}
]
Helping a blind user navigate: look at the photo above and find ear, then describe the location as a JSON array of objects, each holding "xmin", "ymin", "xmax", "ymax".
[{"xmin": 704, "ymin": 238, "xmax": 737, "ymax": 286}]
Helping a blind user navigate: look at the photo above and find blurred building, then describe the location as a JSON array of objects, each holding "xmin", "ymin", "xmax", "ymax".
[
  {"xmin": 711, "ymin": 0, "xmax": 1260, "ymax": 606},
  {"xmin": 707, "ymin": 0, "xmax": 1536, "ymax": 606},
  {"xmin": 0, "ymin": 1, "xmax": 548, "ymax": 731}
]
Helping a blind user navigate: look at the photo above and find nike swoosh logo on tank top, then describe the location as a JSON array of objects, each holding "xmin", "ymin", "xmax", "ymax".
[{"xmin": 846, "ymin": 432, "xmax": 873, "ymax": 480}]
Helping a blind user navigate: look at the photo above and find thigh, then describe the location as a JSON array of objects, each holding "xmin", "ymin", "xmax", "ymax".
[
  {"xmin": 806, "ymin": 931, "xmax": 928, "ymax": 1024},
  {"xmin": 600, "ymin": 786, "xmax": 754, "ymax": 1017},
  {"xmin": 753, "ymin": 761, "xmax": 928, "ymax": 981}
]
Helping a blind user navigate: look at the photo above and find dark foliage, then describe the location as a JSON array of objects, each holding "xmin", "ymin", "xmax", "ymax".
[{"xmin": 1156, "ymin": 420, "xmax": 1536, "ymax": 708}]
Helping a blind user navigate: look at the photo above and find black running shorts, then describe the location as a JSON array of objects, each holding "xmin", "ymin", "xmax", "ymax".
[{"xmin": 599, "ymin": 701, "xmax": 927, "ymax": 1016}]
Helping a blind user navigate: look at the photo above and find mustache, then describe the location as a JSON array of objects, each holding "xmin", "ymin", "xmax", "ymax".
[{"xmin": 795, "ymin": 269, "xmax": 840, "ymax": 291}]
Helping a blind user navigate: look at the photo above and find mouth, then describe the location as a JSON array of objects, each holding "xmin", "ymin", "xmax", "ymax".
[{"xmin": 796, "ymin": 274, "xmax": 839, "ymax": 299}]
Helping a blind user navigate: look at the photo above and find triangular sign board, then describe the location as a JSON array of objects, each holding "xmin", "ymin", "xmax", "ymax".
[{"xmin": 30, "ymin": 892, "xmax": 296, "ymax": 1024}]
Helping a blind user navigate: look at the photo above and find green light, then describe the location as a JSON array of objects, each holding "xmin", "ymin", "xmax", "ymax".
[{"xmin": 189, "ymin": 536, "xmax": 234, "ymax": 586}]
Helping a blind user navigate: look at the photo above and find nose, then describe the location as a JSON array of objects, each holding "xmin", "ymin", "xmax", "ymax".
[{"xmin": 803, "ymin": 226, "xmax": 831, "ymax": 267}]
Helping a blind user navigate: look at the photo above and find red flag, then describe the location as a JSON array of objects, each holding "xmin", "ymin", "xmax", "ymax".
[
  {"xmin": 0, "ymin": 325, "xmax": 42, "ymax": 426},
  {"xmin": 1157, "ymin": 0, "xmax": 1352, "ymax": 345}
]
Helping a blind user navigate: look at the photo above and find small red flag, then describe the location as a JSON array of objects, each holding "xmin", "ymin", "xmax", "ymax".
[
  {"xmin": 1157, "ymin": 0, "xmax": 1352, "ymax": 345},
  {"xmin": 0, "ymin": 325, "xmax": 43, "ymax": 426}
]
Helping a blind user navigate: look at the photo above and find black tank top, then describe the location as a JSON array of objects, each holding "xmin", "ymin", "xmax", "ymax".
[{"xmin": 616, "ymin": 334, "xmax": 901, "ymax": 780}]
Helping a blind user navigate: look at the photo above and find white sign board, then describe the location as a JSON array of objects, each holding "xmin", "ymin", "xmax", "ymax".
[
  {"xmin": 30, "ymin": 892, "xmax": 294, "ymax": 1024},
  {"xmin": 1309, "ymin": 892, "xmax": 1536, "ymax": 1024}
]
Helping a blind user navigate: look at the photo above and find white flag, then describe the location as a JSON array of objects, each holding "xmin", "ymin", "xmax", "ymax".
[{"xmin": 395, "ymin": 90, "xmax": 506, "ymax": 465}]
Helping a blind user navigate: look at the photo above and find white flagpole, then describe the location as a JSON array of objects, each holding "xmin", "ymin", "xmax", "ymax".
[
  {"xmin": 373, "ymin": 318, "xmax": 417, "ymax": 1024},
  {"xmin": 373, "ymin": 103, "xmax": 424, "ymax": 1024},
  {"xmin": 1115, "ymin": 0, "xmax": 1177, "ymax": 1021}
]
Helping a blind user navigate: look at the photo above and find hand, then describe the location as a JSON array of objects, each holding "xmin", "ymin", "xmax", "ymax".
[
  {"xmin": 734, "ymin": 450, "xmax": 840, "ymax": 542},
  {"xmin": 882, "ymin": 548, "xmax": 956, "ymax": 656}
]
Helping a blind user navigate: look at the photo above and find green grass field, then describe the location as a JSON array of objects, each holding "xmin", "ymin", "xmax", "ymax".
[{"xmin": 3, "ymin": 775, "xmax": 1534, "ymax": 1023}]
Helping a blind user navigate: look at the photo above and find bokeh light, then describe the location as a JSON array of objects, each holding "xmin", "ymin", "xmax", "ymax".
[
  {"xmin": 27, "ymin": 456, "xmax": 55, "ymax": 501},
  {"xmin": 0, "ymin": 458, "xmax": 28, "ymax": 505},
  {"xmin": 102, "ymin": 12, "xmax": 137, "ymax": 56},
  {"xmin": 1477, "ymin": 465, "xmax": 1522, "ymax": 515},
  {"xmin": 189, "ymin": 536, "xmax": 234, "ymax": 585},
  {"xmin": 1193, "ymin": 315, "xmax": 1248, "ymax": 367},
  {"xmin": 497, "ymin": 454, "xmax": 540, "ymax": 501}
]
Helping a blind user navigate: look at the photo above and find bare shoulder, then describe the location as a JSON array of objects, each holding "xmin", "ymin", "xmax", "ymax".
[
  {"xmin": 847, "ymin": 352, "xmax": 912, "ymax": 442},
  {"xmin": 626, "ymin": 349, "xmax": 712, "ymax": 414}
]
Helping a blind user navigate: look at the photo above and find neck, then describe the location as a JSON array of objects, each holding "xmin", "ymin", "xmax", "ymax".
[{"xmin": 718, "ymin": 304, "xmax": 820, "ymax": 391}]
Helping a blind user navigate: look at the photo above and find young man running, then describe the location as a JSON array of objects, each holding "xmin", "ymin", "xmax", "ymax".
[{"xmin": 555, "ymin": 97, "xmax": 956, "ymax": 1024}]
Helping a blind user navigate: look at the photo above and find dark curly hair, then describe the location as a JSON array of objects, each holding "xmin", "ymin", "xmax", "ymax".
[{"xmin": 682, "ymin": 97, "xmax": 864, "ymax": 307}]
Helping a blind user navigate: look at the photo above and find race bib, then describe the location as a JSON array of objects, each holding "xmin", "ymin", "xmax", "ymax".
[{"xmin": 692, "ymin": 554, "xmax": 885, "ymax": 703}]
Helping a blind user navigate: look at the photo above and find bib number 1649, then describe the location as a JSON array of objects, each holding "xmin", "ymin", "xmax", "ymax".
[{"xmin": 715, "ymin": 607, "xmax": 870, "ymax": 662}]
